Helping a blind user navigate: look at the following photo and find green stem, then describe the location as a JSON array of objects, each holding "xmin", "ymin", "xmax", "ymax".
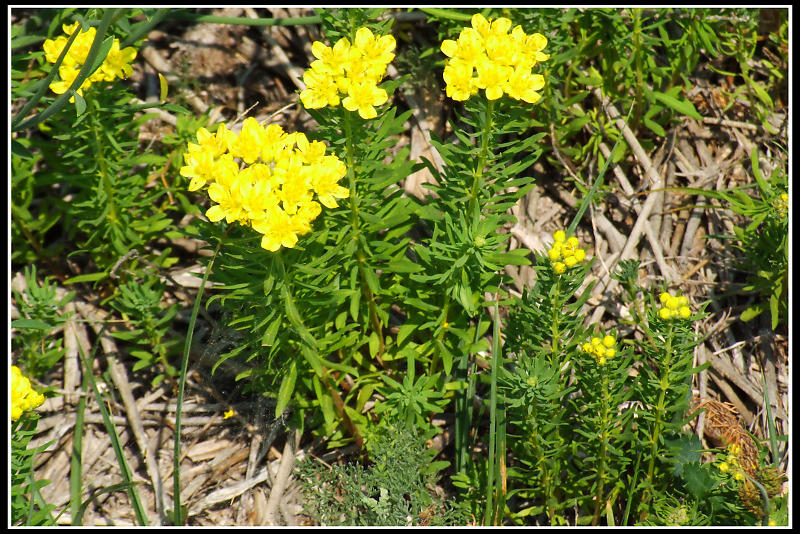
[
  {"xmin": 468, "ymin": 96, "xmax": 495, "ymax": 217},
  {"xmin": 484, "ymin": 295, "xmax": 502, "ymax": 525},
  {"xmin": 88, "ymin": 97, "xmax": 120, "ymax": 228},
  {"xmin": 550, "ymin": 275, "xmax": 563, "ymax": 363},
  {"xmin": 169, "ymin": 10, "xmax": 322, "ymax": 27},
  {"xmin": 631, "ymin": 8, "xmax": 644, "ymax": 130},
  {"xmin": 592, "ymin": 371, "xmax": 611, "ymax": 525},
  {"xmin": 343, "ymin": 110, "xmax": 385, "ymax": 363},
  {"xmin": 640, "ymin": 326, "xmax": 675, "ymax": 519}
]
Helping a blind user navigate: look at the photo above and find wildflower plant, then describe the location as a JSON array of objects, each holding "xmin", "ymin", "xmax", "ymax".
[
  {"xmin": 440, "ymin": 13, "xmax": 549, "ymax": 103},
  {"xmin": 499, "ymin": 241, "xmax": 714, "ymax": 525},
  {"xmin": 13, "ymin": 8, "xmax": 184, "ymax": 281},
  {"xmin": 502, "ymin": 238, "xmax": 597, "ymax": 524},
  {"xmin": 11, "ymin": 265, "xmax": 74, "ymax": 378},
  {"xmin": 12, "ymin": 7, "xmax": 787, "ymax": 527},
  {"xmin": 108, "ymin": 278, "xmax": 181, "ymax": 388},
  {"xmin": 11, "ymin": 365, "xmax": 47, "ymax": 422},
  {"xmin": 300, "ymin": 26, "xmax": 396, "ymax": 119},
  {"xmin": 43, "ymin": 20, "xmax": 137, "ymax": 103},
  {"xmin": 11, "ymin": 365, "xmax": 55, "ymax": 526},
  {"xmin": 681, "ymin": 147, "xmax": 789, "ymax": 330},
  {"xmin": 188, "ymin": 9, "xmax": 419, "ymax": 450}
]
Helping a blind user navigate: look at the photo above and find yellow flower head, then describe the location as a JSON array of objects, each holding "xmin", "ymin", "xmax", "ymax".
[
  {"xmin": 42, "ymin": 22, "xmax": 137, "ymax": 101},
  {"xmin": 440, "ymin": 16, "xmax": 548, "ymax": 102},
  {"xmin": 547, "ymin": 231, "xmax": 587, "ymax": 274},
  {"xmin": 581, "ymin": 331, "xmax": 618, "ymax": 365},
  {"xmin": 182, "ymin": 119, "xmax": 348, "ymax": 252},
  {"xmin": 657, "ymin": 291, "xmax": 692, "ymax": 321},
  {"xmin": 301, "ymin": 27, "xmax": 395, "ymax": 119},
  {"xmin": 11, "ymin": 366, "xmax": 45, "ymax": 421}
]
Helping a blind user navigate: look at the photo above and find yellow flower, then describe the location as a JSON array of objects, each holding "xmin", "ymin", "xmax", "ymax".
[
  {"xmin": 354, "ymin": 27, "xmax": 396, "ymax": 69},
  {"xmin": 99, "ymin": 39, "xmax": 137, "ymax": 81},
  {"xmin": 441, "ymin": 16, "xmax": 548, "ymax": 103},
  {"xmin": 474, "ymin": 57, "xmax": 512, "ymax": 100},
  {"xmin": 657, "ymin": 291, "xmax": 692, "ymax": 320},
  {"xmin": 581, "ymin": 331, "xmax": 618, "ymax": 365},
  {"xmin": 342, "ymin": 80, "xmax": 388, "ymax": 119},
  {"xmin": 301, "ymin": 28, "xmax": 394, "ymax": 118},
  {"xmin": 443, "ymin": 59, "xmax": 477, "ymax": 101},
  {"xmin": 184, "ymin": 119, "xmax": 348, "ymax": 252},
  {"xmin": 718, "ymin": 461, "xmax": 729, "ymax": 473},
  {"xmin": 11, "ymin": 366, "xmax": 45, "ymax": 421},
  {"xmin": 42, "ymin": 22, "xmax": 137, "ymax": 99},
  {"xmin": 547, "ymin": 231, "xmax": 587, "ymax": 273}
]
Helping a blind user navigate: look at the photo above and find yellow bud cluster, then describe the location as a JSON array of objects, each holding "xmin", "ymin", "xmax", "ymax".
[
  {"xmin": 717, "ymin": 444, "xmax": 747, "ymax": 483},
  {"xmin": 440, "ymin": 13, "xmax": 549, "ymax": 102},
  {"xmin": 773, "ymin": 192, "xmax": 788, "ymax": 220},
  {"xmin": 547, "ymin": 230, "xmax": 587, "ymax": 274},
  {"xmin": 657, "ymin": 292, "xmax": 692, "ymax": 320},
  {"xmin": 11, "ymin": 366, "xmax": 45, "ymax": 421},
  {"xmin": 180, "ymin": 117, "xmax": 349, "ymax": 252},
  {"xmin": 42, "ymin": 21, "xmax": 137, "ymax": 102},
  {"xmin": 300, "ymin": 27, "xmax": 396, "ymax": 119},
  {"xmin": 581, "ymin": 334, "xmax": 617, "ymax": 366}
]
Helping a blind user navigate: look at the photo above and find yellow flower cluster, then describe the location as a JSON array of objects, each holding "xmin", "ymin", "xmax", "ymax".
[
  {"xmin": 547, "ymin": 231, "xmax": 587, "ymax": 274},
  {"xmin": 180, "ymin": 117, "xmax": 349, "ymax": 252},
  {"xmin": 581, "ymin": 334, "xmax": 617, "ymax": 366},
  {"xmin": 440, "ymin": 13, "xmax": 549, "ymax": 102},
  {"xmin": 300, "ymin": 27, "xmax": 396, "ymax": 119},
  {"xmin": 11, "ymin": 366, "xmax": 45, "ymax": 421},
  {"xmin": 773, "ymin": 192, "xmax": 788, "ymax": 219},
  {"xmin": 717, "ymin": 444, "xmax": 746, "ymax": 482},
  {"xmin": 658, "ymin": 292, "xmax": 692, "ymax": 320},
  {"xmin": 43, "ymin": 21, "xmax": 137, "ymax": 102}
]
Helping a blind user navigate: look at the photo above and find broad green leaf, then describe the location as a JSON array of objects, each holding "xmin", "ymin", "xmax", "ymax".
[
  {"xmin": 740, "ymin": 302, "xmax": 766, "ymax": 322},
  {"xmin": 11, "ymin": 319, "xmax": 52, "ymax": 330},
  {"xmin": 275, "ymin": 360, "xmax": 297, "ymax": 417},
  {"xmin": 64, "ymin": 272, "xmax": 107, "ymax": 284},
  {"xmin": 649, "ymin": 90, "xmax": 703, "ymax": 120},
  {"xmin": 11, "ymin": 139, "xmax": 34, "ymax": 159},
  {"xmin": 158, "ymin": 72, "xmax": 168, "ymax": 103},
  {"xmin": 682, "ymin": 462, "xmax": 718, "ymax": 500},
  {"xmin": 643, "ymin": 118, "xmax": 666, "ymax": 137},
  {"xmin": 260, "ymin": 317, "xmax": 280, "ymax": 347}
]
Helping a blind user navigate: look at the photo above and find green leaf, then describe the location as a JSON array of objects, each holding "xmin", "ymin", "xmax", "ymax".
[
  {"xmin": 11, "ymin": 139, "xmax": 34, "ymax": 159},
  {"xmin": 11, "ymin": 318, "xmax": 52, "ymax": 331},
  {"xmin": 397, "ymin": 322, "xmax": 418, "ymax": 346},
  {"xmin": 63, "ymin": 272, "xmax": 107, "ymax": 284},
  {"xmin": 666, "ymin": 434, "xmax": 703, "ymax": 477},
  {"xmin": 73, "ymin": 93, "xmax": 86, "ymax": 116},
  {"xmin": 682, "ymin": 462, "xmax": 718, "ymax": 500},
  {"xmin": 108, "ymin": 329, "xmax": 146, "ymax": 341},
  {"xmin": 749, "ymin": 80, "xmax": 773, "ymax": 108},
  {"xmin": 740, "ymin": 302, "xmax": 766, "ymax": 322},
  {"xmin": 649, "ymin": 90, "xmax": 703, "ymax": 120},
  {"xmin": 158, "ymin": 72, "xmax": 168, "ymax": 103},
  {"xmin": 368, "ymin": 331, "xmax": 380, "ymax": 358},
  {"xmin": 643, "ymin": 117, "xmax": 666, "ymax": 137},
  {"xmin": 275, "ymin": 360, "xmax": 297, "ymax": 417},
  {"xmin": 260, "ymin": 317, "xmax": 280, "ymax": 347}
]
